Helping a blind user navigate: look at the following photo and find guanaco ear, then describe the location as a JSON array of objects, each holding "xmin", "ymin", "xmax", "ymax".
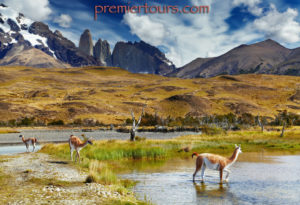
[
  {"xmin": 239, "ymin": 144, "xmax": 241, "ymax": 148},
  {"xmin": 235, "ymin": 144, "xmax": 238, "ymax": 148}
]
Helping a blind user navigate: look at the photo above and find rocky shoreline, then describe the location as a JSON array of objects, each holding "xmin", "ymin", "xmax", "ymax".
[{"xmin": 0, "ymin": 153, "xmax": 140, "ymax": 204}]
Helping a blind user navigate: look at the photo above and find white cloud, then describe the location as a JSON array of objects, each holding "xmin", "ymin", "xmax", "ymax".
[
  {"xmin": 233, "ymin": 0, "xmax": 261, "ymax": 7},
  {"xmin": 123, "ymin": 0, "xmax": 261, "ymax": 66},
  {"xmin": 254, "ymin": 4, "xmax": 300, "ymax": 43},
  {"xmin": 123, "ymin": 14, "xmax": 168, "ymax": 46},
  {"xmin": 123, "ymin": 1, "xmax": 300, "ymax": 67},
  {"xmin": 54, "ymin": 14, "xmax": 72, "ymax": 28},
  {"xmin": 3, "ymin": 0, "xmax": 52, "ymax": 21},
  {"xmin": 233, "ymin": 0, "xmax": 262, "ymax": 16}
]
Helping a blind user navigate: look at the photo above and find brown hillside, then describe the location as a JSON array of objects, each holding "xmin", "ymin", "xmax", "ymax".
[
  {"xmin": 0, "ymin": 46, "xmax": 69, "ymax": 68},
  {"xmin": 0, "ymin": 66, "xmax": 299, "ymax": 124}
]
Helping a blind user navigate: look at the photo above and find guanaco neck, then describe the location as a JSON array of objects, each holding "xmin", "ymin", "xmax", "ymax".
[
  {"xmin": 227, "ymin": 148, "xmax": 239, "ymax": 164},
  {"xmin": 21, "ymin": 136, "xmax": 26, "ymax": 143},
  {"xmin": 78, "ymin": 140, "xmax": 89, "ymax": 148}
]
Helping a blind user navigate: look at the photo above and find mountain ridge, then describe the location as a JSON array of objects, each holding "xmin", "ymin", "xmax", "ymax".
[
  {"xmin": 0, "ymin": 4, "xmax": 174, "ymax": 74},
  {"xmin": 0, "ymin": 3, "xmax": 299, "ymax": 78},
  {"xmin": 169, "ymin": 39, "xmax": 300, "ymax": 78}
]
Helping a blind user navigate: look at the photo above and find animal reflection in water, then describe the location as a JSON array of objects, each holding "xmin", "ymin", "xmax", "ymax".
[
  {"xmin": 192, "ymin": 145, "xmax": 242, "ymax": 183},
  {"xmin": 194, "ymin": 182, "xmax": 227, "ymax": 198}
]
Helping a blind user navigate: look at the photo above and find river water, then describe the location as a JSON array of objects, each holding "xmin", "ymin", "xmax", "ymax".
[
  {"xmin": 0, "ymin": 129, "xmax": 197, "ymax": 154},
  {"xmin": 0, "ymin": 129, "xmax": 198, "ymax": 144},
  {"xmin": 122, "ymin": 152, "xmax": 300, "ymax": 205}
]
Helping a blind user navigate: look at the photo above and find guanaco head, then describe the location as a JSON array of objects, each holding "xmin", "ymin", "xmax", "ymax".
[
  {"xmin": 192, "ymin": 152, "xmax": 199, "ymax": 158},
  {"xmin": 19, "ymin": 135, "xmax": 24, "ymax": 138},
  {"xmin": 235, "ymin": 144, "xmax": 242, "ymax": 154},
  {"xmin": 86, "ymin": 136, "xmax": 93, "ymax": 145}
]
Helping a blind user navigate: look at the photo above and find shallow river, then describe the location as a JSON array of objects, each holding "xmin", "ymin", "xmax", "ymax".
[
  {"xmin": 0, "ymin": 129, "xmax": 197, "ymax": 155},
  {"xmin": 0, "ymin": 129, "xmax": 197, "ymax": 145},
  {"xmin": 122, "ymin": 152, "xmax": 300, "ymax": 205}
]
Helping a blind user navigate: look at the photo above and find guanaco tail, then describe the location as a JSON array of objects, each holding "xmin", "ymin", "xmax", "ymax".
[{"xmin": 192, "ymin": 144, "xmax": 242, "ymax": 183}]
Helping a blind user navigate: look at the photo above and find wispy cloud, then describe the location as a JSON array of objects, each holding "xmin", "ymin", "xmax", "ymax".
[
  {"xmin": 54, "ymin": 14, "xmax": 72, "ymax": 28},
  {"xmin": 254, "ymin": 4, "xmax": 300, "ymax": 43},
  {"xmin": 123, "ymin": 0, "xmax": 300, "ymax": 66},
  {"xmin": 233, "ymin": 0, "xmax": 263, "ymax": 15},
  {"xmin": 4, "ymin": 0, "xmax": 52, "ymax": 21}
]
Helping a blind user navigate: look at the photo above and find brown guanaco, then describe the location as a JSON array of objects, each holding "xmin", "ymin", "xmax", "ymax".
[
  {"xmin": 19, "ymin": 135, "xmax": 37, "ymax": 152},
  {"xmin": 69, "ymin": 134, "xmax": 93, "ymax": 163},
  {"xmin": 192, "ymin": 145, "xmax": 242, "ymax": 183}
]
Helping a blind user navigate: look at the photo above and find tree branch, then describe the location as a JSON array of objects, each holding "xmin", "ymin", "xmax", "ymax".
[
  {"xmin": 131, "ymin": 109, "xmax": 136, "ymax": 128},
  {"xmin": 136, "ymin": 107, "xmax": 144, "ymax": 128}
]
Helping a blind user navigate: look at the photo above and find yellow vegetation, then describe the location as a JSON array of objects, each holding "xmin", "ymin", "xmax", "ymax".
[{"xmin": 0, "ymin": 66, "xmax": 299, "ymax": 124}]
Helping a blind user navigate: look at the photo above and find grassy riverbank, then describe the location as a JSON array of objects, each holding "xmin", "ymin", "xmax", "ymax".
[
  {"xmin": 39, "ymin": 128, "xmax": 300, "ymax": 195},
  {"xmin": 0, "ymin": 128, "xmax": 19, "ymax": 134},
  {"xmin": 41, "ymin": 127, "xmax": 300, "ymax": 159}
]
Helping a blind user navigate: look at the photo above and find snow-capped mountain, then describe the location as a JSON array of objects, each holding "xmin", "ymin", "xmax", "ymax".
[
  {"xmin": 0, "ymin": 3, "xmax": 176, "ymax": 73},
  {"xmin": 0, "ymin": 3, "xmax": 97, "ymax": 67}
]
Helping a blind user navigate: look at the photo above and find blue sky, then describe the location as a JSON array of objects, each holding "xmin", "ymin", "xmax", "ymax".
[{"xmin": 3, "ymin": 0, "xmax": 300, "ymax": 66}]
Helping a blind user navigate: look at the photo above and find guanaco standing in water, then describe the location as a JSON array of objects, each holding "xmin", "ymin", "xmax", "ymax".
[
  {"xmin": 192, "ymin": 144, "xmax": 242, "ymax": 183},
  {"xmin": 19, "ymin": 135, "xmax": 37, "ymax": 152},
  {"xmin": 69, "ymin": 134, "xmax": 93, "ymax": 163}
]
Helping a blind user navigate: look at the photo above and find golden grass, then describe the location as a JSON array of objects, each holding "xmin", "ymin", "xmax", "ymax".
[
  {"xmin": 41, "ymin": 128, "xmax": 300, "ymax": 166},
  {"xmin": 0, "ymin": 128, "xmax": 19, "ymax": 134},
  {"xmin": 0, "ymin": 66, "xmax": 299, "ymax": 124}
]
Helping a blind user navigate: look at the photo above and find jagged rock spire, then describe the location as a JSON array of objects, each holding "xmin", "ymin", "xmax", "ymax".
[
  {"xmin": 93, "ymin": 38, "xmax": 112, "ymax": 66},
  {"xmin": 79, "ymin": 29, "xmax": 93, "ymax": 56}
]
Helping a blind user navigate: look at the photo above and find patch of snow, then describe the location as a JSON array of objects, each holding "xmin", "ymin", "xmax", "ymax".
[
  {"xmin": 0, "ymin": 5, "xmax": 53, "ymax": 57},
  {"xmin": 20, "ymin": 30, "xmax": 48, "ymax": 47},
  {"xmin": 49, "ymin": 49, "xmax": 57, "ymax": 59},
  {"xmin": 10, "ymin": 38, "xmax": 17, "ymax": 44},
  {"xmin": 0, "ymin": 20, "xmax": 11, "ymax": 33},
  {"xmin": 18, "ymin": 15, "xmax": 32, "ymax": 27},
  {"xmin": 163, "ymin": 59, "xmax": 173, "ymax": 66},
  {"xmin": 0, "ymin": 6, "xmax": 18, "ymax": 20},
  {"xmin": 0, "ymin": 6, "xmax": 32, "ymax": 30},
  {"xmin": 8, "ymin": 30, "xmax": 16, "ymax": 35}
]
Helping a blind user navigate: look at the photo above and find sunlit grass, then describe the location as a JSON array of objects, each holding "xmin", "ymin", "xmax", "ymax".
[
  {"xmin": 86, "ymin": 160, "xmax": 118, "ymax": 185},
  {"xmin": 0, "ymin": 66, "xmax": 299, "ymax": 124},
  {"xmin": 41, "ymin": 128, "xmax": 300, "ymax": 166},
  {"xmin": 0, "ymin": 129, "xmax": 19, "ymax": 134}
]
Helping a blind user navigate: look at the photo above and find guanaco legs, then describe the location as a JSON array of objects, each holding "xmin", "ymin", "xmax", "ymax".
[
  {"xmin": 192, "ymin": 145, "xmax": 242, "ymax": 183},
  {"xmin": 69, "ymin": 134, "xmax": 93, "ymax": 163},
  {"xmin": 19, "ymin": 135, "xmax": 37, "ymax": 152}
]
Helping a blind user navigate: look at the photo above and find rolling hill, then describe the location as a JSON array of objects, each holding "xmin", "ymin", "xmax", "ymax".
[{"xmin": 0, "ymin": 66, "xmax": 299, "ymax": 125}]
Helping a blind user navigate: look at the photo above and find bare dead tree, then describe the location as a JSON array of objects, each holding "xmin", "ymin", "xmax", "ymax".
[
  {"xmin": 257, "ymin": 115, "xmax": 264, "ymax": 132},
  {"xmin": 280, "ymin": 121, "xmax": 286, "ymax": 137},
  {"xmin": 130, "ymin": 107, "xmax": 144, "ymax": 141},
  {"xmin": 292, "ymin": 118, "xmax": 295, "ymax": 127}
]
